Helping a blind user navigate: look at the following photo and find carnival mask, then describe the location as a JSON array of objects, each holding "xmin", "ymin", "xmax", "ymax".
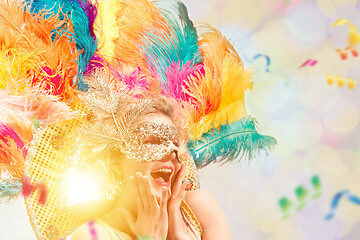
[{"xmin": 121, "ymin": 122, "xmax": 180, "ymax": 162}]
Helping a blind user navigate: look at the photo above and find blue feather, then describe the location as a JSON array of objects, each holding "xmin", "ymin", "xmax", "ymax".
[
  {"xmin": 143, "ymin": 1, "xmax": 202, "ymax": 86},
  {"xmin": 25, "ymin": 0, "xmax": 97, "ymax": 91},
  {"xmin": 187, "ymin": 117, "xmax": 277, "ymax": 168},
  {"xmin": 0, "ymin": 179, "xmax": 23, "ymax": 203}
]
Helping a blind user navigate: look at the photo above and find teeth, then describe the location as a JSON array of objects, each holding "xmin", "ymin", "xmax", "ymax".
[{"xmin": 152, "ymin": 168, "xmax": 172, "ymax": 174}]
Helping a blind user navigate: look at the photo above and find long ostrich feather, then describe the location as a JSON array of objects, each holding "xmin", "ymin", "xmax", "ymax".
[
  {"xmin": 187, "ymin": 117, "xmax": 277, "ymax": 168},
  {"xmin": 143, "ymin": 0, "xmax": 202, "ymax": 86},
  {"xmin": 0, "ymin": 178, "xmax": 23, "ymax": 203},
  {"xmin": 95, "ymin": 0, "xmax": 122, "ymax": 59},
  {"xmin": 0, "ymin": 0, "xmax": 79, "ymax": 98},
  {"xmin": 25, "ymin": 0, "xmax": 98, "ymax": 90},
  {"xmin": 103, "ymin": 0, "xmax": 169, "ymax": 71},
  {"xmin": 0, "ymin": 89, "xmax": 75, "ymax": 126},
  {"xmin": 184, "ymin": 26, "xmax": 253, "ymax": 139}
]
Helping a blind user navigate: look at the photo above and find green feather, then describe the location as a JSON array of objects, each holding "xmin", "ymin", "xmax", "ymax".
[
  {"xmin": 187, "ymin": 117, "xmax": 277, "ymax": 168},
  {"xmin": 25, "ymin": 0, "xmax": 97, "ymax": 91},
  {"xmin": 144, "ymin": 1, "xmax": 202, "ymax": 86},
  {"xmin": 0, "ymin": 179, "xmax": 23, "ymax": 203}
]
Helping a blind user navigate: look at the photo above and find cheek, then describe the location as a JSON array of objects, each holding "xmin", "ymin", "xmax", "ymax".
[{"xmin": 121, "ymin": 159, "xmax": 154, "ymax": 179}]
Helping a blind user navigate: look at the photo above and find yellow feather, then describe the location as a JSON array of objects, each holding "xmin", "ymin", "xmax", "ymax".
[
  {"xmin": 0, "ymin": 48, "xmax": 36, "ymax": 92},
  {"xmin": 109, "ymin": 0, "xmax": 169, "ymax": 70},
  {"xmin": 0, "ymin": 1, "xmax": 79, "ymax": 98},
  {"xmin": 218, "ymin": 55, "xmax": 252, "ymax": 118},
  {"xmin": 95, "ymin": 0, "xmax": 122, "ymax": 59},
  {"xmin": 187, "ymin": 26, "xmax": 253, "ymax": 139}
]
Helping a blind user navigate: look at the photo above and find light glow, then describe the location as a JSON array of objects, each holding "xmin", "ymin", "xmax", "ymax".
[{"xmin": 66, "ymin": 167, "xmax": 109, "ymax": 207}]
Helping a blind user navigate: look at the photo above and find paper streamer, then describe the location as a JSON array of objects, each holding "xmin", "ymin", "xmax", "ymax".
[
  {"xmin": 348, "ymin": 24, "xmax": 360, "ymax": 46},
  {"xmin": 336, "ymin": 46, "xmax": 358, "ymax": 60},
  {"xmin": 325, "ymin": 190, "xmax": 360, "ymax": 220},
  {"xmin": 299, "ymin": 59, "xmax": 317, "ymax": 68},
  {"xmin": 326, "ymin": 74, "xmax": 358, "ymax": 89},
  {"xmin": 279, "ymin": 175, "xmax": 322, "ymax": 219},
  {"xmin": 88, "ymin": 220, "xmax": 98, "ymax": 240},
  {"xmin": 252, "ymin": 54, "xmax": 271, "ymax": 72},
  {"xmin": 331, "ymin": 19, "xmax": 360, "ymax": 46},
  {"xmin": 22, "ymin": 175, "xmax": 48, "ymax": 205}
]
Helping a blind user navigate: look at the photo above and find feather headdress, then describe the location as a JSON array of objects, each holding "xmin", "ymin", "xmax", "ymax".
[
  {"xmin": 0, "ymin": 0, "xmax": 79, "ymax": 98},
  {"xmin": 0, "ymin": 0, "xmax": 275, "ymax": 238}
]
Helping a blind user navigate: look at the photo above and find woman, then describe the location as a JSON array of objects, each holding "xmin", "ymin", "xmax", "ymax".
[
  {"xmin": 70, "ymin": 96, "xmax": 235, "ymax": 239},
  {"xmin": 0, "ymin": 0, "xmax": 275, "ymax": 239}
]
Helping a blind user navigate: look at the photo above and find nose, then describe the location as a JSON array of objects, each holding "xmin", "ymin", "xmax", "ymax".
[{"xmin": 159, "ymin": 150, "xmax": 179, "ymax": 163}]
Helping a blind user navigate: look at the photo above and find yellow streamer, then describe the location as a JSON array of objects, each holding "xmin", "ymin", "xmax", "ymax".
[
  {"xmin": 331, "ymin": 19, "xmax": 360, "ymax": 47},
  {"xmin": 326, "ymin": 74, "xmax": 358, "ymax": 89}
]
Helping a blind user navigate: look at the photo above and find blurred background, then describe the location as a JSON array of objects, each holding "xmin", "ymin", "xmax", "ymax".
[{"xmin": 1, "ymin": 0, "xmax": 360, "ymax": 239}]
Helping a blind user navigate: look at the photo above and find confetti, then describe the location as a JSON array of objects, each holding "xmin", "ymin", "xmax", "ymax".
[
  {"xmin": 88, "ymin": 220, "xmax": 98, "ymax": 240},
  {"xmin": 279, "ymin": 197, "xmax": 293, "ymax": 219},
  {"xmin": 311, "ymin": 175, "xmax": 322, "ymax": 199},
  {"xmin": 252, "ymin": 54, "xmax": 271, "ymax": 72},
  {"xmin": 348, "ymin": 24, "xmax": 360, "ymax": 46},
  {"xmin": 325, "ymin": 74, "xmax": 358, "ymax": 89},
  {"xmin": 299, "ymin": 59, "xmax": 318, "ymax": 68},
  {"xmin": 325, "ymin": 190, "xmax": 360, "ymax": 220},
  {"xmin": 331, "ymin": 19, "xmax": 360, "ymax": 46},
  {"xmin": 336, "ymin": 46, "xmax": 358, "ymax": 60},
  {"xmin": 279, "ymin": 175, "xmax": 322, "ymax": 219},
  {"xmin": 22, "ymin": 175, "xmax": 48, "ymax": 205},
  {"xmin": 32, "ymin": 118, "xmax": 40, "ymax": 129},
  {"xmin": 331, "ymin": 18, "xmax": 349, "ymax": 27},
  {"xmin": 348, "ymin": 79, "xmax": 358, "ymax": 89}
]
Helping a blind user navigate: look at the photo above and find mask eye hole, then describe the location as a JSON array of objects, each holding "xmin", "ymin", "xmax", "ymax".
[
  {"xmin": 172, "ymin": 140, "xmax": 179, "ymax": 147},
  {"xmin": 142, "ymin": 135, "xmax": 161, "ymax": 145}
]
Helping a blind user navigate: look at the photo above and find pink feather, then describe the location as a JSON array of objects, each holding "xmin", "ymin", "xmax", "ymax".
[
  {"xmin": 165, "ymin": 61, "xmax": 204, "ymax": 101},
  {"xmin": 0, "ymin": 123, "xmax": 27, "ymax": 158},
  {"xmin": 0, "ymin": 90, "xmax": 75, "ymax": 125}
]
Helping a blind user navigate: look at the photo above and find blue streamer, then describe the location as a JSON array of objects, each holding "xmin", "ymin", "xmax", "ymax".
[
  {"xmin": 325, "ymin": 190, "xmax": 360, "ymax": 220},
  {"xmin": 252, "ymin": 54, "xmax": 271, "ymax": 72}
]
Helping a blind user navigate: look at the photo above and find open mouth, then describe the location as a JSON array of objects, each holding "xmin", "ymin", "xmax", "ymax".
[{"xmin": 151, "ymin": 168, "xmax": 173, "ymax": 187}]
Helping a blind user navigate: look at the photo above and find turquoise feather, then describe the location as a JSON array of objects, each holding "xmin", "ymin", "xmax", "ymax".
[
  {"xmin": 0, "ymin": 179, "xmax": 23, "ymax": 203},
  {"xmin": 25, "ymin": 0, "xmax": 97, "ymax": 91},
  {"xmin": 187, "ymin": 117, "xmax": 277, "ymax": 168},
  {"xmin": 144, "ymin": 1, "xmax": 202, "ymax": 86}
]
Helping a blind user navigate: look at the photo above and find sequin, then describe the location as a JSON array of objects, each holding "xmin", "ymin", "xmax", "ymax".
[
  {"xmin": 45, "ymin": 224, "xmax": 59, "ymax": 238},
  {"xmin": 121, "ymin": 122, "xmax": 180, "ymax": 162},
  {"xmin": 50, "ymin": 136, "xmax": 64, "ymax": 150}
]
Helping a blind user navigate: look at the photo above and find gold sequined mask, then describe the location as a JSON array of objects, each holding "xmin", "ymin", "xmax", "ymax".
[{"xmin": 121, "ymin": 122, "xmax": 180, "ymax": 162}]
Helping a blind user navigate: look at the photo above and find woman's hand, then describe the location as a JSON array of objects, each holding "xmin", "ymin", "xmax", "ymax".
[
  {"xmin": 119, "ymin": 172, "xmax": 168, "ymax": 240},
  {"xmin": 167, "ymin": 164, "xmax": 191, "ymax": 240}
]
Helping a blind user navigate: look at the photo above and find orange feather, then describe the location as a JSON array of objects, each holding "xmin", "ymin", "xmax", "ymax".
[{"xmin": 0, "ymin": 1, "xmax": 79, "ymax": 98}]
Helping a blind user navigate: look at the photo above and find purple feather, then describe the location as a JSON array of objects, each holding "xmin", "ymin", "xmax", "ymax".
[{"xmin": 76, "ymin": 0, "xmax": 98, "ymax": 40}]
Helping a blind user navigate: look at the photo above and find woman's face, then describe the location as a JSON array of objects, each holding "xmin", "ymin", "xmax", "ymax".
[{"xmin": 118, "ymin": 112, "xmax": 182, "ymax": 200}]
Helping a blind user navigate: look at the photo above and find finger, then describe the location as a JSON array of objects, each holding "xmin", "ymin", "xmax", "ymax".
[
  {"xmin": 159, "ymin": 187, "xmax": 168, "ymax": 218},
  {"xmin": 158, "ymin": 189, "xmax": 169, "ymax": 240},
  {"xmin": 130, "ymin": 175, "xmax": 144, "ymax": 213},
  {"xmin": 144, "ymin": 175, "xmax": 159, "ymax": 209},
  {"xmin": 171, "ymin": 164, "xmax": 186, "ymax": 198},
  {"xmin": 136, "ymin": 172, "xmax": 150, "ymax": 211},
  {"xmin": 142, "ymin": 175, "xmax": 155, "ymax": 213}
]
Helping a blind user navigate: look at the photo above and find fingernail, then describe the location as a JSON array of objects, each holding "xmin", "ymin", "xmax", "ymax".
[
  {"xmin": 136, "ymin": 172, "xmax": 142, "ymax": 177},
  {"xmin": 129, "ymin": 176, "xmax": 134, "ymax": 181}
]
